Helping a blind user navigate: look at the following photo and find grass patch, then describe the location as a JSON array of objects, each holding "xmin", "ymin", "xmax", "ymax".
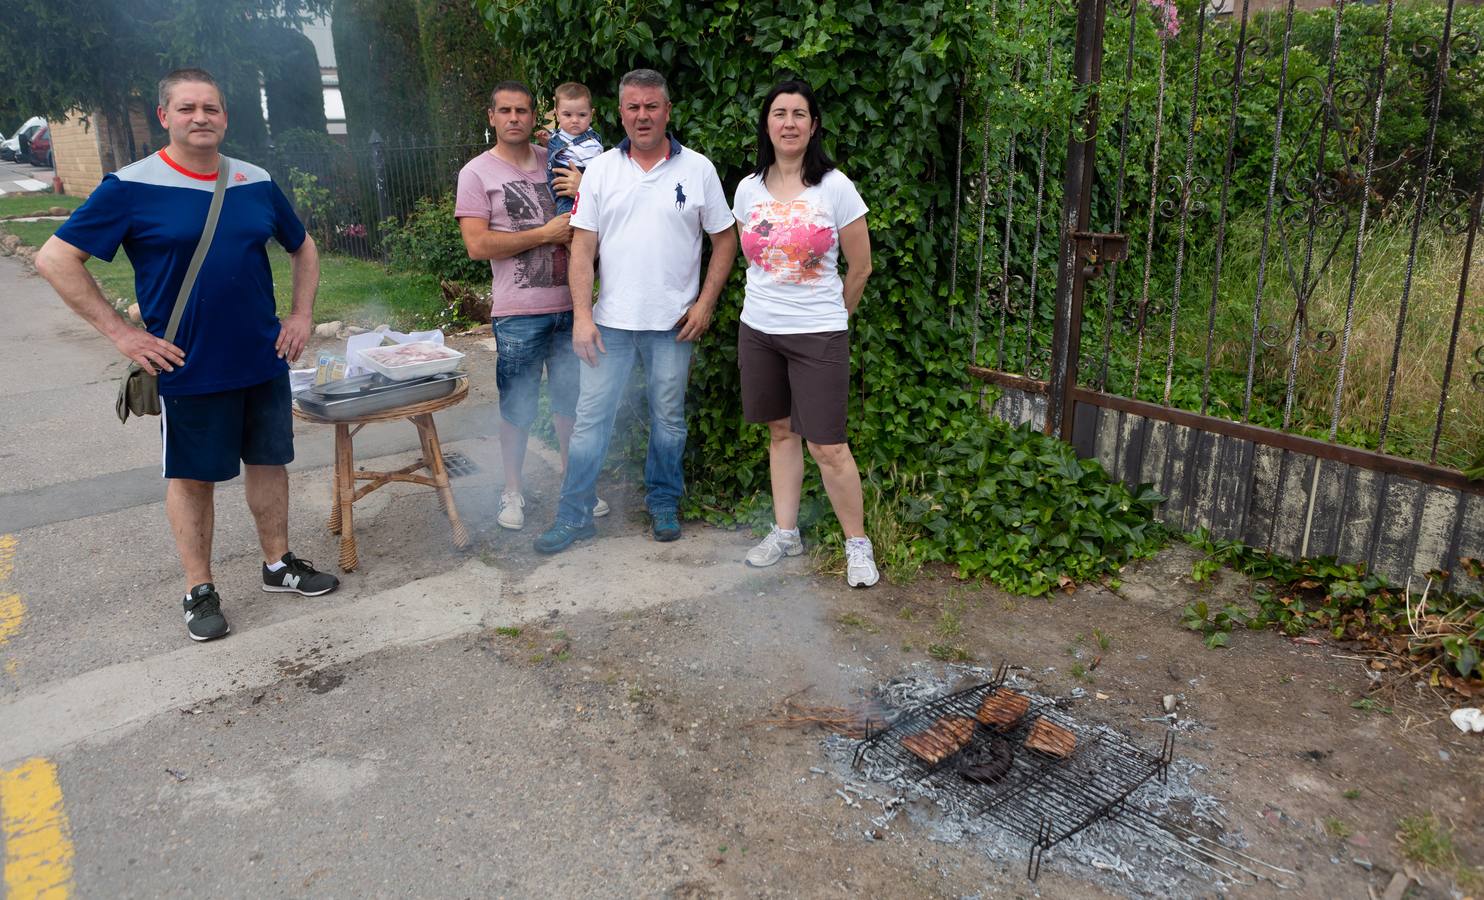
[
  {"xmin": 927, "ymin": 643, "xmax": 973, "ymax": 662},
  {"xmin": 1394, "ymin": 812, "xmax": 1483, "ymax": 890},
  {"xmin": 0, "ymin": 193, "xmax": 82, "ymax": 218},
  {"xmin": 1342, "ymin": 788, "xmax": 1362, "ymax": 800},
  {"xmin": 1350, "ymin": 697, "xmax": 1393, "ymax": 715},
  {"xmin": 1323, "ymin": 817, "xmax": 1353, "ymax": 839},
  {"xmin": 1, "ymin": 219, "xmax": 447, "ymax": 328},
  {"xmin": 837, "ymin": 613, "xmax": 879, "ymax": 634},
  {"xmin": 1093, "ymin": 627, "xmax": 1112, "ymax": 651},
  {"xmin": 1397, "ymin": 813, "xmax": 1459, "ymax": 869},
  {"xmin": 935, "ymin": 605, "xmax": 964, "ymax": 639},
  {"xmin": 493, "ymin": 626, "xmax": 521, "ymax": 637}
]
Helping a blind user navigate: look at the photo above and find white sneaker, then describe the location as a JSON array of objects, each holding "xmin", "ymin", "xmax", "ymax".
[
  {"xmin": 497, "ymin": 491, "xmax": 525, "ymax": 530},
  {"xmin": 745, "ymin": 525, "xmax": 804, "ymax": 567},
  {"xmin": 593, "ymin": 496, "xmax": 611, "ymax": 518},
  {"xmin": 845, "ymin": 537, "xmax": 880, "ymax": 587}
]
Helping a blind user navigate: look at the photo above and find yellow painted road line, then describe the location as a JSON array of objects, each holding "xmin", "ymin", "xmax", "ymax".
[
  {"xmin": 0, "ymin": 534, "xmax": 19, "ymax": 647},
  {"xmin": 1, "ymin": 757, "xmax": 74, "ymax": 899},
  {"xmin": 0, "ymin": 594, "xmax": 23, "ymax": 645},
  {"xmin": 0, "ymin": 534, "xmax": 15, "ymax": 580}
]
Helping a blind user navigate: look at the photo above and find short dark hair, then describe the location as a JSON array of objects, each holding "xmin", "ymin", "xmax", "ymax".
[
  {"xmin": 618, "ymin": 69, "xmax": 669, "ymax": 104},
  {"xmin": 158, "ymin": 68, "xmax": 223, "ymax": 110},
  {"xmin": 489, "ymin": 80, "xmax": 534, "ymax": 108},
  {"xmin": 751, "ymin": 80, "xmax": 835, "ymax": 187}
]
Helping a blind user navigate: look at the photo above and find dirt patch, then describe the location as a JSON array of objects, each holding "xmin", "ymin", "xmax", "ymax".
[{"xmin": 481, "ymin": 538, "xmax": 1481, "ymax": 897}]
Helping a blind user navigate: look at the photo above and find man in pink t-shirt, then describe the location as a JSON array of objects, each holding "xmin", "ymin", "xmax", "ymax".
[{"xmin": 456, "ymin": 80, "xmax": 607, "ymax": 530}]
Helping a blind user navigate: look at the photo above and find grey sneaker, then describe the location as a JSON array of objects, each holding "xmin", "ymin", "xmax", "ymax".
[
  {"xmin": 745, "ymin": 525, "xmax": 804, "ymax": 567},
  {"xmin": 183, "ymin": 583, "xmax": 230, "ymax": 642},
  {"xmin": 593, "ymin": 496, "xmax": 611, "ymax": 518},
  {"xmin": 651, "ymin": 508, "xmax": 682, "ymax": 542},
  {"xmin": 497, "ymin": 491, "xmax": 525, "ymax": 530},
  {"xmin": 845, "ymin": 537, "xmax": 880, "ymax": 588}
]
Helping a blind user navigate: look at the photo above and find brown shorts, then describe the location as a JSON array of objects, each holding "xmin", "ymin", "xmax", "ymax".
[{"xmin": 737, "ymin": 321, "xmax": 850, "ymax": 445}]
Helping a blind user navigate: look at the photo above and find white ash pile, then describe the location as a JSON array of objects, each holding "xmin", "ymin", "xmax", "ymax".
[{"xmin": 818, "ymin": 663, "xmax": 1281, "ymax": 898}]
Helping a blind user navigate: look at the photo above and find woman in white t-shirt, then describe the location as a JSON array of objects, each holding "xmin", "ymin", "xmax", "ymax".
[{"xmin": 732, "ymin": 80, "xmax": 878, "ymax": 588}]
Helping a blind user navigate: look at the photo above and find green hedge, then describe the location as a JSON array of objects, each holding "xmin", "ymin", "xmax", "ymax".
[{"xmin": 475, "ymin": 0, "xmax": 1168, "ymax": 591}]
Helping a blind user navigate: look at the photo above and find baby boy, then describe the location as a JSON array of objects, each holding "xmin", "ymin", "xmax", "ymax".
[{"xmin": 546, "ymin": 82, "xmax": 604, "ymax": 215}]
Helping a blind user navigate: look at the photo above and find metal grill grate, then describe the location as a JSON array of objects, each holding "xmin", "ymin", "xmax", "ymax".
[{"xmin": 852, "ymin": 664, "xmax": 1174, "ymax": 879}]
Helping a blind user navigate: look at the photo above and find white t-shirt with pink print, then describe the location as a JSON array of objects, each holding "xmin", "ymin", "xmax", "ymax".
[{"xmin": 732, "ymin": 168, "xmax": 868, "ymax": 335}]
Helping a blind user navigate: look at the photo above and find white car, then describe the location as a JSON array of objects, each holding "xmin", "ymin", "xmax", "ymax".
[{"xmin": 1, "ymin": 117, "xmax": 45, "ymax": 162}]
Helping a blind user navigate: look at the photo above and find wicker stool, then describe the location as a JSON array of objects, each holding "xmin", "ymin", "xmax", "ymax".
[{"xmin": 293, "ymin": 379, "xmax": 471, "ymax": 572}]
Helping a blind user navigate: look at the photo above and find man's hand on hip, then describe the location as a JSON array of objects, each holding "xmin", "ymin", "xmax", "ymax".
[
  {"xmin": 674, "ymin": 300, "xmax": 714, "ymax": 342},
  {"xmin": 275, "ymin": 312, "xmax": 312, "ymax": 363},
  {"xmin": 115, "ymin": 327, "xmax": 185, "ymax": 376},
  {"xmin": 572, "ymin": 317, "xmax": 605, "ymax": 367}
]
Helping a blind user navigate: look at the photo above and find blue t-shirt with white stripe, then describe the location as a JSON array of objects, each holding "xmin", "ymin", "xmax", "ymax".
[{"xmin": 56, "ymin": 151, "xmax": 306, "ymax": 396}]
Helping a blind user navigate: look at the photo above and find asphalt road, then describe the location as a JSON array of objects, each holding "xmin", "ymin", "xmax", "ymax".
[
  {"xmin": 0, "ymin": 157, "xmax": 53, "ymax": 195},
  {"xmin": 0, "ymin": 254, "xmax": 1034, "ymax": 898}
]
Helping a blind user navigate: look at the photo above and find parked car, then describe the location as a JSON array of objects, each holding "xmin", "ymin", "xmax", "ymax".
[
  {"xmin": 0, "ymin": 116, "xmax": 45, "ymax": 162},
  {"xmin": 26, "ymin": 125, "xmax": 51, "ymax": 167}
]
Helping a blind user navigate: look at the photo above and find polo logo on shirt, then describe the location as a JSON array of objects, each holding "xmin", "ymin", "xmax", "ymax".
[
  {"xmin": 234, "ymin": 172, "xmax": 247, "ymax": 182},
  {"xmin": 674, "ymin": 182, "xmax": 687, "ymax": 210}
]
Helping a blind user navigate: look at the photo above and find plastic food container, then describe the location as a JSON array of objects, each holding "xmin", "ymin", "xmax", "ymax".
[{"xmin": 357, "ymin": 341, "xmax": 465, "ymax": 381}]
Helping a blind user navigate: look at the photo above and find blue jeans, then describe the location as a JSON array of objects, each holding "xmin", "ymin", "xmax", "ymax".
[
  {"xmin": 556, "ymin": 325, "xmax": 694, "ymax": 526},
  {"xmin": 493, "ymin": 312, "xmax": 579, "ymax": 429}
]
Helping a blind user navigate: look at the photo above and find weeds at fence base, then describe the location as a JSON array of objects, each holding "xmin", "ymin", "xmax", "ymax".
[{"xmin": 1181, "ymin": 531, "xmax": 1484, "ymax": 696}]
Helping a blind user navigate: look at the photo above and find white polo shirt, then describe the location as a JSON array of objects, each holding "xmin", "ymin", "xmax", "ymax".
[{"xmin": 570, "ymin": 135, "xmax": 733, "ymax": 330}]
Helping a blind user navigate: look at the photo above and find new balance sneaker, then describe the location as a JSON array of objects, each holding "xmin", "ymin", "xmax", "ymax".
[
  {"xmin": 593, "ymin": 496, "xmax": 611, "ymax": 518},
  {"xmin": 745, "ymin": 525, "xmax": 804, "ymax": 568},
  {"xmin": 651, "ymin": 509, "xmax": 682, "ymax": 542},
  {"xmin": 534, "ymin": 521, "xmax": 597, "ymax": 554},
  {"xmin": 845, "ymin": 537, "xmax": 880, "ymax": 588},
  {"xmin": 262, "ymin": 552, "xmax": 340, "ymax": 596},
  {"xmin": 183, "ymin": 583, "xmax": 230, "ymax": 642},
  {"xmin": 498, "ymin": 491, "xmax": 526, "ymax": 530}
]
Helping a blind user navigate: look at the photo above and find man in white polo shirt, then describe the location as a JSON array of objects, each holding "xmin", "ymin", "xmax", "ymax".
[{"xmin": 535, "ymin": 68, "xmax": 738, "ymax": 553}]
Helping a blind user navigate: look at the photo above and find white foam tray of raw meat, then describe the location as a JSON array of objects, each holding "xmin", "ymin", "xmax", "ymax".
[{"xmin": 357, "ymin": 340, "xmax": 466, "ymax": 381}]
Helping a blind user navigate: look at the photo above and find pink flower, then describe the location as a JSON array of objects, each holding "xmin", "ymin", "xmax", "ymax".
[{"xmin": 1148, "ymin": 0, "xmax": 1180, "ymax": 38}]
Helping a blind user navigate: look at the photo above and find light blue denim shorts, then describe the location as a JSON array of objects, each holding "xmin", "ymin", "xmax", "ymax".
[{"xmin": 493, "ymin": 311, "xmax": 579, "ymax": 429}]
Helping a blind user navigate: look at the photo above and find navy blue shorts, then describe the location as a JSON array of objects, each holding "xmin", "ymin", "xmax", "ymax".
[{"xmin": 160, "ymin": 372, "xmax": 295, "ymax": 482}]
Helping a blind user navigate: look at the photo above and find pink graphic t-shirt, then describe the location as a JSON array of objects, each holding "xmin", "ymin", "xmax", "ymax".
[
  {"xmin": 454, "ymin": 147, "xmax": 570, "ymax": 317},
  {"xmin": 731, "ymin": 168, "xmax": 868, "ymax": 334}
]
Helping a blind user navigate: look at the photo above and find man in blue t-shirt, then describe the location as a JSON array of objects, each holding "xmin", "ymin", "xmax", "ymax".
[{"xmin": 35, "ymin": 67, "xmax": 339, "ymax": 643}]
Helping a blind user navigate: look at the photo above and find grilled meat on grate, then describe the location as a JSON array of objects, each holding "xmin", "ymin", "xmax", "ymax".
[
  {"xmin": 975, "ymin": 688, "xmax": 1031, "ymax": 730},
  {"xmin": 1024, "ymin": 717, "xmax": 1077, "ymax": 758},
  {"xmin": 901, "ymin": 715, "xmax": 977, "ymax": 764}
]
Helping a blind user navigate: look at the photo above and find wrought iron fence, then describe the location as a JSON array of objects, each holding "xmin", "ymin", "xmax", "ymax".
[
  {"xmin": 955, "ymin": 0, "xmax": 1483, "ymax": 476},
  {"xmin": 259, "ymin": 131, "xmax": 489, "ymax": 261}
]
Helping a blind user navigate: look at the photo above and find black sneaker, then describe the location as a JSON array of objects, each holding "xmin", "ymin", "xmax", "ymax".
[
  {"xmin": 262, "ymin": 552, "xmax": 340, "ymax": 596},
  {"xmin": 183, "ymin": 583, "xmax": 230, "ymax": 642}
]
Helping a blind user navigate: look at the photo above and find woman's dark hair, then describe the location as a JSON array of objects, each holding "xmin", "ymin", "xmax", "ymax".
[{"xmin": 751, "ymin": 80, "xmax": 835, "ymax": 186}]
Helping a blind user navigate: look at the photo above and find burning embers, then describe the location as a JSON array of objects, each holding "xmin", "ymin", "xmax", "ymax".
[{"xmin": 852, "ymin": 663, "xmax": 1174, "ymax": 880}]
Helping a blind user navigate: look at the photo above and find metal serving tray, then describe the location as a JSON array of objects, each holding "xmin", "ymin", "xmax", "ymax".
[{"xmin": 294, "ymin": 372, "xmax": 464, "ymax": 420}]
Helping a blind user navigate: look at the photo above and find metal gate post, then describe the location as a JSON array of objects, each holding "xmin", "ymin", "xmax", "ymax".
[
  {"xmin": 369, "ymin": 129, "xmax": 391, "ymax": 263},
  {"xmin": 1046, "ymin": 0, "xmax": 1111, "ymax": 441}
]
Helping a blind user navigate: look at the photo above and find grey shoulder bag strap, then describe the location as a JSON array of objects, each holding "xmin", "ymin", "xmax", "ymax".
[{"xmin": 116, "ymin": 158, "xmax": 230, "ymax": 423}]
